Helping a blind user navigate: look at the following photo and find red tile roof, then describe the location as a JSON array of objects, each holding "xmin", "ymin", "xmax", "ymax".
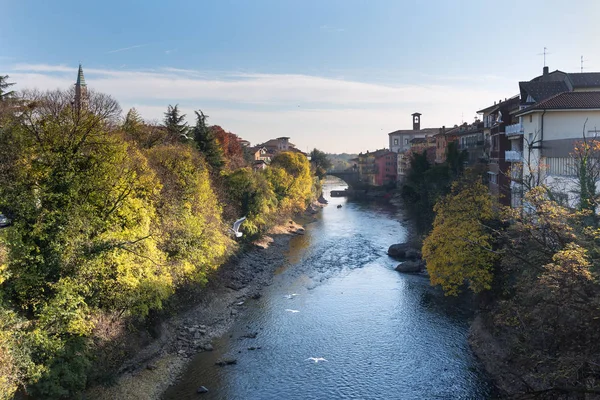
[{"xmin": 516, "ymin": 91, "xmax": 600, "ymax": 116}]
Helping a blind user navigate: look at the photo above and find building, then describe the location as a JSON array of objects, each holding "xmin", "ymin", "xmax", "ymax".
[
  {"xmin": 477, "ymin": 96, "xmax": 520, "ymax": 206},
  {"xmin": 507, "ymin": 67, "xmax": 600, "ymax": 207},
  {"xmin": 356, "ymin": 151, "xmax": 377, "ymax": 185},
  {"xmin": 454, "ymin": 121, "xmax": 486, "ymax": 165},
  {"xmin": 515, "ymin": 91, "xmax": 600, "ymax": 207},
  {"xmin": 373, "ymin": 150, "xmax": 398, "ymax": 185},
  {"xmin": 249, "ymin": 146, "xmax": 271, "ymax": 163},
  {"xmin": 388, "ymin": 113, "xmax": 440, "ymax": 181},
  {"xmin": 255, "ymin": 136, "xmax": 305, "ymax": 161},
  {"xmin": 74, "ymin": 64, "xmax": 88, "ymax": 110}
]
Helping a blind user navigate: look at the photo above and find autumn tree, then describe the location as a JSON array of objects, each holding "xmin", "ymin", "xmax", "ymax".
[
  {"xmin": 210, "ymin": 125, "xmax": 245, "ymax": 169},
  {"xmin": 422, "ymin": 178, "xmax": 499, "ymax": 295}
]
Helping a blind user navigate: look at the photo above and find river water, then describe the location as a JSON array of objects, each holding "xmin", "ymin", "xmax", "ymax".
[{"xmin": 163, "ymin": 178, "xmax": 492, "ymax": 400}]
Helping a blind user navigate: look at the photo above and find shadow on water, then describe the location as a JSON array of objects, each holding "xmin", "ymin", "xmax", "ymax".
[{"xmin": 163, "ymin": 177, "xmax": 493, "ymax": 400}]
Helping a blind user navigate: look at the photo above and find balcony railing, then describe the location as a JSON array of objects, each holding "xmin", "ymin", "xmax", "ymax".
[
  {"xmin": 505, "ymin": 150, "xmax": 523, "ymax": 162},
  {"xmin": 505, "ymin": 123, "xmax": 523, "ymax": 135}
]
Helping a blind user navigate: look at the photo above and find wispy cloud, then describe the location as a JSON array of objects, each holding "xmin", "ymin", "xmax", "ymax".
[
  {"xmin": 106, "ymin": 43, "xmax": 149, "ymax": 54},
  {"xmin": 165, "ymin": 49, "xmax": 177, "ymax": 55},
  {"xmin": 7, "ymin": 63, "xmax": 511, "ymax": 152}
]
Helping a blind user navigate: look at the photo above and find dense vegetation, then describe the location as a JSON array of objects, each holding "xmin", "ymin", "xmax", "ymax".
[
  {"xmin": 410, "ymin": 137, "xmax": 600, "ymax": 397},
  {"xmin": 0, "ymin": 81, "xmax": 324, "ymax": 399}
]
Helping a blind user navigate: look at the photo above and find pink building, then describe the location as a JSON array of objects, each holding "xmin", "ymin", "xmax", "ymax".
[{"xmin": 373, "ymin": 150, "xmax": 398, "ymax": 186}]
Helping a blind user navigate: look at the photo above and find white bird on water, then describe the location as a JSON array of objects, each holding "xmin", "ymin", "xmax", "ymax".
[
  {"xmin": 229, "ymin": 217, "xmax": 247, "ymax": 238},
  {"xmin": 284, "ymin": 294, "xmax": 298, "ymax": 299},
  {"xmin": 285, "ymin": 309, "xmax": 300, "ymax": 313},
  {"xmin": 306, "ymin": 357, "xmax": 327, "ymax": 363}
]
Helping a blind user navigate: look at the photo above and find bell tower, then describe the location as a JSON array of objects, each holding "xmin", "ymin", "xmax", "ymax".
[{"xmin": 412, "ymin": 112, "xmax": 421, "ymax": 131}]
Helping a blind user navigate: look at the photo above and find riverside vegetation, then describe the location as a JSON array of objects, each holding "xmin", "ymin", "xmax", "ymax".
[
  {"xmin": 404, "ymin": 139, "xmax": 600, "ymax": 398},
  {"xmin": 0, "ymin": 77, "xmax": 325, "ymax": 399}
]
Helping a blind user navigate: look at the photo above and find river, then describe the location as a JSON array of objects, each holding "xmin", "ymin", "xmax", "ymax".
[{"xmin": 163, "ymin": 177, "xmax": 493, "ymax": 400}]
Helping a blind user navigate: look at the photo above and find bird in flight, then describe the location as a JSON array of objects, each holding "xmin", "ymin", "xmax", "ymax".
[
  {"xmin": 229, "ymin": 216, "xmax": 247, "ymax": 238},
  {"xmin": 306, "ymin": 357, "xmax": 327, "ymax": 363},
  {"xmin": 285, "ymin": 309, "xmax": 300, "ymax": 313}
]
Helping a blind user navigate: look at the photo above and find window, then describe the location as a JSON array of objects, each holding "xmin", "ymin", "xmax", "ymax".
[
  {"xmin": 488, "ymin": 172, "xmax": 498, "ymax": 184},
  {"xmin": 393, "ymin": 139, "xmax": 398, "ymax": 145},
  {"xmin": 404, "ymin": 138, "xmax": 409, "ymax": 145},
  {"xmin": 546, "ymin": 157, "xmax": 575, "ymax": 176},
  {"xmin": 529, "ymin": 115, "xmax": 533, "ymax": 123}
]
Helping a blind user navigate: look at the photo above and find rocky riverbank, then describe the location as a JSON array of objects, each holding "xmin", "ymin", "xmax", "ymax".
[{"xmin": 86, "ymin": 204, "xmax": 323, "ymax": 400}]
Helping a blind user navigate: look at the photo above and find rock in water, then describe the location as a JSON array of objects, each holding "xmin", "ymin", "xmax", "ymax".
[
  {"xmin": 197, "ymin": 385, "xmax": 209, "ymax": 393},
  {"xmin": 387, "ymin": 243, "xmax": 422, "ymax": 260},
  {"xmin": 215, "ymin": 358, "xmax": 237, "ymax": 366},
  {"xmin": 395, "ymin": 260, "xmax": 425, "ymax": 273}
]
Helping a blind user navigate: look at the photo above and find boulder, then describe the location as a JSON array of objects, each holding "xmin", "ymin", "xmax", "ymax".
[
  {"xmin": 404, "ymin": 248, "xmax": 422, "ymax": 260},
  {"xmin": 387, "ymin": 243, "xmax": 421, "ymax": 260},
  {"xmin": 197, "ymin": 386, "xmax": 209, "ymax": 394},
  {"xmin": 395, "ymin": 260, "xmax": 425, "ymax": 273},
  {"xmin": 203, "ymin": 343, "xmax": 214, "ymax": 351}
]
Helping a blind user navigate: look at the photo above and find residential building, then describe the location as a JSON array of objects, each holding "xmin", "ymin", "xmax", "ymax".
[
  {"xmin": 478, "ymin": 96, "xmax": 520, "ymax": 206},
  {"xmin": 516, "ymin": 91, "xmax": 600, "ymax": 207},
  {"xmin": 508, "ymin": 67, "xmax": 600, "ymax": 207},
  {"xmin": 455, "ymin": 120, "xmax": 486, "ymax": 165},
  {"xmin": 434, "ymin": 125, "xmax": 460, "ymax": 164},
  {"xmin": 250, "ymin": 146, "xmax": 271, "ymax": 163},
  {"xmin": 388, "ymin": 113, "xmax": 440, "ymax": 181},
  {"xmin": 373, "ymin": 150, "xmax": 398, "ymax": 185},
  {"xmin": 356, "ymin": 151, "xmax": 377, "ymax": 185}
]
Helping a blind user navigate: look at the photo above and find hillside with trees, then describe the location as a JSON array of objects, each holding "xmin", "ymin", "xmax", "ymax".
[{"xmin": 0, "ymin": 80, "xmax": 325, "ymax": 399}]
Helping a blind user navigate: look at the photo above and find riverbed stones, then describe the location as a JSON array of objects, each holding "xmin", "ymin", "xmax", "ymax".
[
  {"xmin": 395, "ymin": 260, "xmax": 425, "ymax": 273},
  {"xmin": 215, "ymin": 358, "xmax": 237, "ymax": 366},
  {"xmin": 202, "ymin": 343, "xmax": 214, "ymax": 351},
  {"xmin": 197, "ymin": 385, "xmax": 209, "ymax": 393}
]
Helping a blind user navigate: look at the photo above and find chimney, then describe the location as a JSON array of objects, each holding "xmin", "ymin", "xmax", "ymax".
[
  {"xmin": 412, "ymin": 112, "xmax": 421, "ymax": 131},
  {"xmin": 543, "ymin": 66, "xmax": 549, "ymax": 75}
]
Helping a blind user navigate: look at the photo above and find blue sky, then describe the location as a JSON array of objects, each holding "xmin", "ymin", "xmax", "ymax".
[{"xmin": 2, "ymin": 0, "xmax": 600, "ymax": 152}]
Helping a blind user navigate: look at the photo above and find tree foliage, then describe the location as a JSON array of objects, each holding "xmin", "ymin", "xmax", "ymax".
[
  {"xmin": 309, "ymin": 148, "xmax": 331, "ymax": 179},
  {"xmin": 192, "ymin": 110, "xmax": 225, "ymax": 170},
  {"xmin": 163, "ymin": 104, "xmax": 188, "ymax": 138},
  {"xmin": 0, "ymin": 75, "xmax": 15, "ymax": 101},
  {"xmin": 0, "ymin": 86, "xmax": 319, "ymax": 398},
  {"xmin": 422, "ymin": 178, "xmax": 499, "ymax": 295}
]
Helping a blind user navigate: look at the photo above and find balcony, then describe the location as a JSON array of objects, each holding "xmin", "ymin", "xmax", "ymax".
[
  {"xmin": 505, "ymin": 123, "xmax": 523, "ymax": 136},
  {"xmin": 505, "ymin": 150, "xmax": 523, "ymax": 162}
]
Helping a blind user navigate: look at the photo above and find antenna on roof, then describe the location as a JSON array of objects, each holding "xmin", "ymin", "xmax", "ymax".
[
  {"xmin": 581, "ymin": 55, "xmax": 589, "ymax": 73},
  {"xmin": 537, "ymin": 47, "xmax": 551, "ymax": 67}
]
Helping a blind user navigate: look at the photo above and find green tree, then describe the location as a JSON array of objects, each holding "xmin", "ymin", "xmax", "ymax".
[
  {"xmin": 0, "ymin": 89, "xmax": 174, "ymax": 397},
  {"xmin": 191, "ymin": 110, "xmax": 224, "ymax": 170},
  {"xmin": 163, "ymin": 104, "xmax": 188, "ymax": 138},
  {"xmin": 224, "ymin": 168, "xmax": 277, "ymax": 237},
  {"xmin": 0, "ymin": 75, "xmax": 15, "ymax": 101},
  {"xmin": 422, "ymin": 179, "xmax": 499, "ymax": 295},
  {"xmin": 309, "ymin": 148, "xmax": 332, "ymax": 179}
]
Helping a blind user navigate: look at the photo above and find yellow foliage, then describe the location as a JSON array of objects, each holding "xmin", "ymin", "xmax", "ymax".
[{"xmin": 422, "ymin": 180, "xmax": 498, "ymax": 295}]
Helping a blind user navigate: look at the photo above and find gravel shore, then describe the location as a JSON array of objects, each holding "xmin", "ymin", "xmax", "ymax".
[{"xmin": 86, "ymin": 211, "xmax": 319, "ymax": 400}]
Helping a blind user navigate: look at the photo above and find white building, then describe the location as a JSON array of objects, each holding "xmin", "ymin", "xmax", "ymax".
[
  {"xmin": 515, "ymin": 91, "xmax": 600, "ymax": 207},
  {"xmin": 388, "ymin": 113, "xmax": 439, "ymax": 181}
]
